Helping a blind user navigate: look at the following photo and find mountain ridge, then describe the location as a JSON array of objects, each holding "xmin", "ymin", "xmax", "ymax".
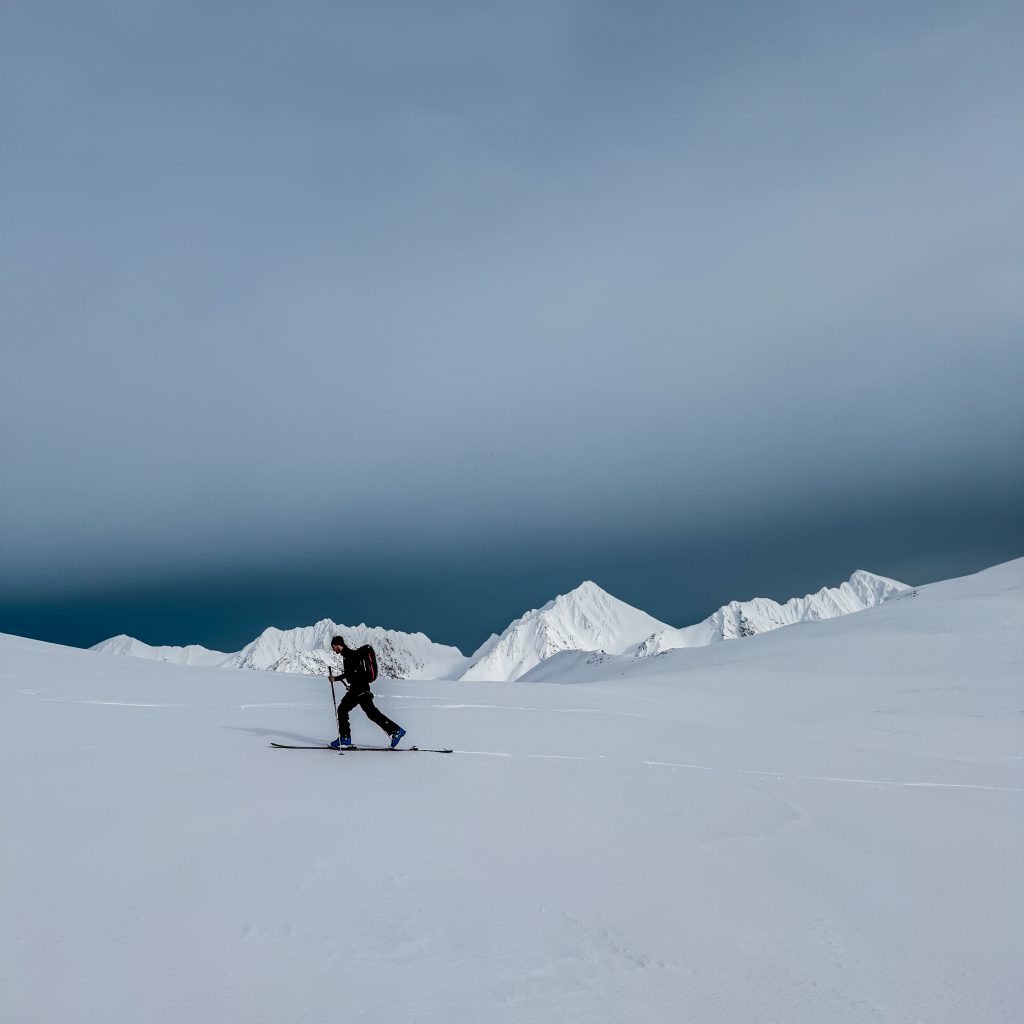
[
  {"xmin": 630, "ymin": 569, "xmax": 909, "ymax": 659},
  {"xmin": 459, "ymin": 580, "xmax": 671, "ymax": 681},
  {"xmin": 92, "ymin": 570, "xmax": 910, "ymax": 681}
]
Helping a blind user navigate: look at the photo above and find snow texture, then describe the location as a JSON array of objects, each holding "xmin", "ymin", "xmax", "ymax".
[{"xmin": 5, "ymin": 558, "xmax": 1023, "ymax": 1023}]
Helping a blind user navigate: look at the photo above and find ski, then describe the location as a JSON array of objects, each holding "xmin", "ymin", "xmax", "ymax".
[
  {"xmin": 269, "ymin": 742, "xmax": 452, "ymax": 753},
  {"xmin": 270, "ymin": 743, "xmax": 343, "ymax": 750},
  {"xmin": 344, "ymin": 745, "xmax": 453, "ymax": 754}
]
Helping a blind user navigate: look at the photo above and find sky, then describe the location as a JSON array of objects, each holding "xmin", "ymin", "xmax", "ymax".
[{"xmin": 2, "ymin": 0, "xmax": 1022, "ymax": 654}]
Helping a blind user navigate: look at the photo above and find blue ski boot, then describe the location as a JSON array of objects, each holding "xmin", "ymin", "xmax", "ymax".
[
  {"xmin": 329, "ymin": 737, "xmax": 352, "ymax": 749},
  {"xmin": 389, "ymin": 728, "xmax": 407, "ymax": 749}
]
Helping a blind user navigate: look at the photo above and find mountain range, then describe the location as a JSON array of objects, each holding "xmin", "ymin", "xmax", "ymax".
[{"xmin": 92, "ymin": 569, "xmax": 909, "ymax": 681}]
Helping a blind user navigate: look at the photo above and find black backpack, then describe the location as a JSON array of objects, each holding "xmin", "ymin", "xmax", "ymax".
[{"xmin": 348, "ymin": 644, "xmax": 379, "ymax": 686}]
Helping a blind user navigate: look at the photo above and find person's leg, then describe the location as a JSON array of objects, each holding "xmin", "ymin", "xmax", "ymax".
[
  {"xmin": 337, "ymin": 689, "xmax": 361, "ymax": 742},
  {"xmin": 357, "ymin": 692, "xmax": 401, "ymax": 739}
]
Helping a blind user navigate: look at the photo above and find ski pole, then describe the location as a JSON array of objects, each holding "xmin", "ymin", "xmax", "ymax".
[{"xmin": 328, "ymin": 669, "xmax": 343, "ymax": 747}]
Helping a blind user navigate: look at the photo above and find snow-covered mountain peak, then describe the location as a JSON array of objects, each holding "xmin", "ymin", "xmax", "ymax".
[
  {"xmin": 91, "ymin": 635, "xmax": 232, "ymax": 667},
  {"xmin": 95, "ymin": 619, "xmax": 466, "ymax": 680},
  {"xmin": 459, "ymin": 581, "xmax": 671, "ymax": 681},
  {"xmin": 626, "ymin": 569, "xmax": 911, "ymax": 662},
  {"xmin": 845, "ymin": 570, "xmax": 908, "ymax": 604},
  {"xmin": 225, "ymin": 619, "xmax": 465, "ymax": 678},
  {"xmin": 543, "ymin": 580, "xmax": 637, "ymax": 619},
  {"xmin": 553, "ymin": 579, "xmax": 603, "ymax": 601}
]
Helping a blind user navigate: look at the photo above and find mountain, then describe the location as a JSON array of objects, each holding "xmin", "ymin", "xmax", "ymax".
[
  {"xmin": 92, "ymin": 622, "xmax": 466, "ymax": 680},
  {"xmin": 91, "ymin": 635, "xmax": 233, "ymax": 667},
  {"xmin": 629, "ymin": 570, "xmax": 910, "ymax": 660},
  {"xmin": 458, "ymin": 581, "xmax": 671, "ymax": 681},
  {"xmin": 91, "ymin": 571, "xmax": 908, "ymax": 683},
  {"xmin": 460, "ymin": 572, "xmax": 908, "ymax": 682},
  {"xmin": 223, "ymin": 619, "xmax": 466, "ymax": 679}
]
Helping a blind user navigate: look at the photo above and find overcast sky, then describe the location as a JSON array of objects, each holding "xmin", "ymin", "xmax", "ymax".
[{"xmin": 2, "ymin": 1, "xmax": 1022, "ymax": 653}]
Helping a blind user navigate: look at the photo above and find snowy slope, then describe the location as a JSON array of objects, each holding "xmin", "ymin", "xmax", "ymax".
[
  {"xmin": 3, "ymin": 558, "xmax": 1022, "ymax": 1024},
  {"xmin": 631, "ymin": 569, "xmax": 909, "ymax": 658},
  {"xmin": 459, "ymin": 580, "xmax": 671, "ymax": 681},
  {"xmin": 517, "ymin": 648, "xmax": 618, "ymax": 682}
]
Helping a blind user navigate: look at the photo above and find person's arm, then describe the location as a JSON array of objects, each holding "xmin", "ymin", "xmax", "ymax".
[{"xmin": 328, "ymin": 667, "xmax": 349, "ymax": 689}]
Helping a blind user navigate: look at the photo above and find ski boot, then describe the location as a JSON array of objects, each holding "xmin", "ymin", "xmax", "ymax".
[
  {"xmin": 389, "ymin": 728, "xmax": 407, "ymax": 749},
  {"xmin": 329, "ymin": 737, "xmax": 352, "ymax": 749}
]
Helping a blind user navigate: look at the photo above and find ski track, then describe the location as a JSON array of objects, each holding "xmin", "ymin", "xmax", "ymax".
[
  {"xmin": 429, "ymin": 749, "xmax": 1021, "ymax": 793},
  {"xmin": 412, "ymin": 702, "xmax": 651, "ymax": 719},
  {"xmin": 20, "ymin": 691, "xmax": 1018, "ymax": 794},
  {"xmin": 235, "ymin": 702, "xmax": 323, "ymax": 709},
  {"xmin": 644, "ymin": 760, "xmax": 1024, "ymax": 794},
  {"xmin": 399, "ymin": 749, "xmax": 1021, "ymax": 793},
  {"xmin": 40, "ymin": 698, "xmax": 190, "ymax": 708},
  {"xmin": 456, "ymin": 750, "xmax": 605, "ymax": 761}
]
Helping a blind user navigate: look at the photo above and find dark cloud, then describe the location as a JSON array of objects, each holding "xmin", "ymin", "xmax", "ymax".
[
  {"xmin": 4, "ymin": 480, "xmax": 1021, "ymax": 654},
  {"xmin": 2, "ymin": 1, "xmax": 1022, "ymax": 646}
]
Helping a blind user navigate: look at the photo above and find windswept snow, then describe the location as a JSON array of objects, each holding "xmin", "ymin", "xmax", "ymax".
[
  {"xmin": 3, "ymin": 558, "xmax": 1023, "ymax": 1023},
  {"xmin": 459, "ymin": 580, "xmax": 671, "ymax": 681}
]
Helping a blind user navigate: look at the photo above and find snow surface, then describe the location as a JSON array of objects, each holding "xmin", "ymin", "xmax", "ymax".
[{"xmin": 4, "ymin": 558, "xmax": 1022, "ymax": 1023}]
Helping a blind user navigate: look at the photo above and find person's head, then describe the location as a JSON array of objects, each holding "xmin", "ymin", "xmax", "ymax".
[{"xmin": 330, "ymin": 635, "xmax": 346, "ymax": 654}]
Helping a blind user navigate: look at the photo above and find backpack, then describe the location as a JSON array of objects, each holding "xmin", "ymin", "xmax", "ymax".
[{"xmin": 348, "ymin": 644, "xmax": 379, "ymax": 686}]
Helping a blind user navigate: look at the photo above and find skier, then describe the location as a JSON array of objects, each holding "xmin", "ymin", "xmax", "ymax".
[{"xmin": 327, "ymin": 635, "xmax": 406, "ymax": 749}]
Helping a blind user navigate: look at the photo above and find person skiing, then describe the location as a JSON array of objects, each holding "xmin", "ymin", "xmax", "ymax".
[{"xmin": 327, "ymin": 635, "xmax": 406, "ymax": 749}]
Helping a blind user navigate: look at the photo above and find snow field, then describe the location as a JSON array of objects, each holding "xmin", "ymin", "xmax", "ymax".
[{"xmin": 3, "ymin": 559, "xmax": 1022, "ymax": 1023}]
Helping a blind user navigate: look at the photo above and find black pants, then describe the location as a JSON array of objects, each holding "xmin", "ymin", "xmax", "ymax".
[{"xmin": 337, "ymin": 688, "xmax": 400, "ymax": 741}]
